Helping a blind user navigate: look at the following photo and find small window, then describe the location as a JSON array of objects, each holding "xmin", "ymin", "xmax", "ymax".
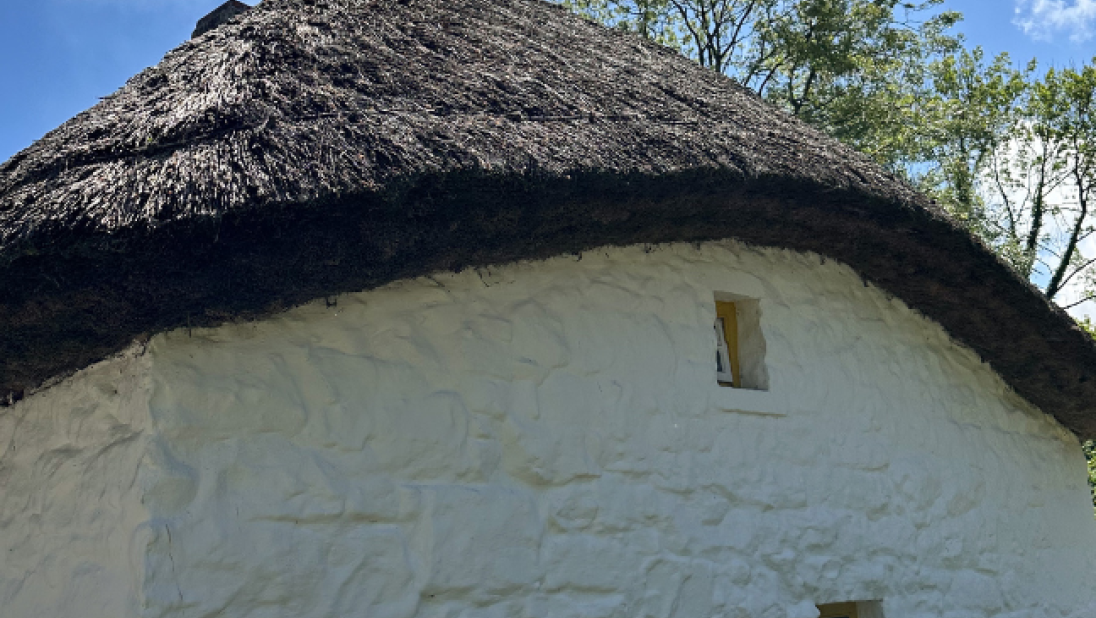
[
  {"xmin": 713, "ymin": 295, "xmax": 768, "ymax": 390},
  {"xmin": 817, "ymin": 602, "xmax": 859, "ymax": 618},
  {"xmin": 818, "ymin": 600, "xmax": 884, "ymax": 618},
  {"xmin": 714, "ymin": 301, "xmax": 741, "ymax": 387}
]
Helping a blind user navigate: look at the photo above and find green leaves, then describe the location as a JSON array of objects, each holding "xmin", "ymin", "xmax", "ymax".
[
  {"xmin": 561, "ymin": 1, "xmax": 962, "ymax": 166},
  {"xmin": 904, "ymin": 48, "xmax": 1033, "ymax": 269},
  {"xmin": 563, "ymin": 0, "xmax": 683, "ymax": 47},
  {"xmin": 1080, "ymin": 317, "xmax": 1096, "ymax": 339},
  {"xmin": 1085, "ymin": 440, "xmax": 1096, "ymax": 514}
]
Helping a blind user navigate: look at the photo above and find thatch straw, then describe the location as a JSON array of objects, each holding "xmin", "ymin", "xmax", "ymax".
[{"xmin": 1, "ymin": 0, "xmax": 1094, "ymax": 436}]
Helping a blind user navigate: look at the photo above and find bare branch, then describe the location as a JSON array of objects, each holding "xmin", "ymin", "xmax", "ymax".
[{"xmin": 1061, "ymin": 294, "xmax": 1096, "ymax": 311}]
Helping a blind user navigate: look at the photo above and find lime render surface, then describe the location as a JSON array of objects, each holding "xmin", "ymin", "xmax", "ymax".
[{"xmin": 3, "ymin": 243, "xmax": 1094, "ymax": 617}]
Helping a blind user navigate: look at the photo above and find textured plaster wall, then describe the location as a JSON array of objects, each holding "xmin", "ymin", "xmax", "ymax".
[
  {"xmin": 0, "ymin": 348, "xmax": 151, "ymax": 618},
  {"xmin": 3, "ymin": 242, "xmax": 1096, "ymax": 617}
]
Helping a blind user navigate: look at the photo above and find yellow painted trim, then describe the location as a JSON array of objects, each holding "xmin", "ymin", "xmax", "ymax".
[
  {"xmin": 715, "ymin": 300, "xmax": 740, "ymax": 388},
  {"xmin": 817, "ymin": 602, "xmax": 859, "ymax": 618}
]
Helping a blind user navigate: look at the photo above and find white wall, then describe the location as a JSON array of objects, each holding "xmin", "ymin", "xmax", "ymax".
[
  {"xmin": 4, "ymin": 241, "xmax": 1096, "ymax": 617},
  {"xmin": 0, "ymin": 348, "xmax": 152, "ymax": 618}
]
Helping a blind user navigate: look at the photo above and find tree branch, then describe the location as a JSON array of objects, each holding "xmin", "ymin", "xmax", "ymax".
[{"xmin": 1061, "ymin": 294, "xmax": 1096, "ymax": 311}]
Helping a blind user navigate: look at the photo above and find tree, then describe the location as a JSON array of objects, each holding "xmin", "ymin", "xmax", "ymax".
[
  {"xmin": 562, "ymin": 0, "xmax": 681, "ymax": 46},
  {"xmin": 1085, "ymin": 440, "xmax": 1096, "ymax": 512},
  {"xmin": 748, "ymin": 0, "xmax": 960, "ymax": 159},
  {"xmin": 1038, "ymin": 65, "xmax": 1096, "ymax": 307},
  {"xmin": 904, "ymin": 48, "xmax": 1032, "ymax": 247},
  {"xmin": 1080, "ymin": 316, "xmax": 1096, "ymax": 339},
  {"xmin": 565, "ymin": 1, "xmax": 961, "ymax": 168},
  {"xmin": 919, "ymin": 61, "xmax": 1096, "ymax": 305}
]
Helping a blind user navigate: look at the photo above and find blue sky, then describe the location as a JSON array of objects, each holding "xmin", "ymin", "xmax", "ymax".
[
  {"xmin": 1, "ymin": 0, "xmax": 1094, "ymax": 162},
  {"xmin": 0, "ymin": 0, "xmax": 246, "ymax": 162},
  {"xmin": 948, "ymin": 0, "xmax": 1096, "ymax": 66}
]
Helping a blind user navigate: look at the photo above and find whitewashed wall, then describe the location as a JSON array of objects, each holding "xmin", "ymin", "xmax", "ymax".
[
  {"xmin": 0, "ymin": 348, "xmax": 151, "ymax": 618},
  {"xmin": 3, "ymin": 241, "xmax": 1095, "ymax": 618}
]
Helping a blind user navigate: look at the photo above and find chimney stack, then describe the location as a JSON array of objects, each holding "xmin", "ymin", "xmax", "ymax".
[{"xmin": 192, "ymin": 1, "xmax": 252, "ymax": 38}]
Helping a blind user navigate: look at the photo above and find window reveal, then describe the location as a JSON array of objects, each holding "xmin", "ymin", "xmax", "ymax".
[{"xmin": 712, "ymin": 294, "xmax": 768, "ymax": 391}]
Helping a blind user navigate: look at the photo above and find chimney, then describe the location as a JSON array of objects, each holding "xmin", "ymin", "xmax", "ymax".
[{"xmin": 192, "ymin": 1, "xmax": 252, "ymax": 38}]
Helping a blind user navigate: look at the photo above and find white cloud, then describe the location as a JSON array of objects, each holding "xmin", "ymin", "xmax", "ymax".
[{"xmin": 1014, "ymin": 0, "xmax": 1096, "ymax": 42}]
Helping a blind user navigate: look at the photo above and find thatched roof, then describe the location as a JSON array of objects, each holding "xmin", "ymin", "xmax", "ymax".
[{"xmin": 2, "ymin": 0, "xmax": 1094, "ymax": 437}]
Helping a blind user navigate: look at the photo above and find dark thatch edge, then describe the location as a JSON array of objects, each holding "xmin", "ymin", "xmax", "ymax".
[
  {"xmin": 1, "ymin": 0, "xmax": 1094, "ymax": 438},
  {"xmin": 4, "ymin": 167, "xmax": 1095, "ymax": 437}
]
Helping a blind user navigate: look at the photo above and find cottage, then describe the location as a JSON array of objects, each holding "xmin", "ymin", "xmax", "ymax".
[{"xmin": 2, "ymin": 0, "xmax": 1095, "ymax": 616}]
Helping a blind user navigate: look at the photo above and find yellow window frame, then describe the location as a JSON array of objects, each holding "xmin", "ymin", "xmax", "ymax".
[{"xmin": 715, "ymin": 300, "xmax": 741, "ymax": 388}]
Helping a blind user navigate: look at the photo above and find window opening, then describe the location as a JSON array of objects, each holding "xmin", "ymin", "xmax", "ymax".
[
  {"xmin": 713, "ymin": 294, "xmax": 767, "ymax": 390},
  {"xmin": 817, "ymin": 602, "xmax": 859, "ymax": 618},
  {"xmin": 817, "ymin": 600, "xmax": 884, "ymax": 618}
]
